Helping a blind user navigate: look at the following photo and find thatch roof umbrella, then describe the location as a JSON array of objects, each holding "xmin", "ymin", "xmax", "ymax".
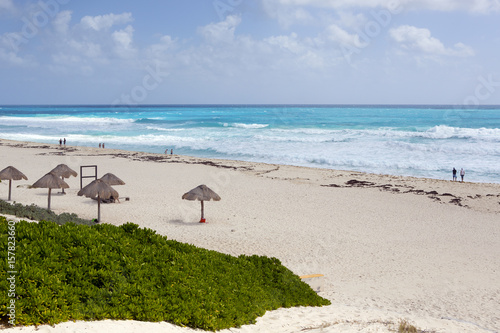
[
  {"xmin": 50, "ymin": 164, "xmax": 77, "ymax": 194},
  {"xmin": 77, "ymin": 179, "xmax": 118, "ymax": 222},
  {"xmin": 32, "ymin": 172, "xmax": 69, "ymax": 210},
  {"xmin": 182, "ymin": 184, "xmax": 221, "ymax": 223},
  {"xmin": 0, "ymin": 166, "xmax": 28, "ymax": 201},
  {"xmin": 100, "ymin": 173, "xmax": 125, "ymax": 186}
]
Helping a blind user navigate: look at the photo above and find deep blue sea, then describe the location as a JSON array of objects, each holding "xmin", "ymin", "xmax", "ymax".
[{"xmin": 1, "ymin": 105, "xmax": 500, "ymax": 183}]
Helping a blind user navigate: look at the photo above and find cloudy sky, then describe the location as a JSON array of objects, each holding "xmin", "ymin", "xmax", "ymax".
[{"xmin": 1, "ymin": 0, "xmax": 499, "ymax": 105}]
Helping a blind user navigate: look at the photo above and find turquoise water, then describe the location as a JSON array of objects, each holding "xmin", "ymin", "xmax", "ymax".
[{"xmin": 1, "ymin": 105, "xmax": 499, "ymax": 183}]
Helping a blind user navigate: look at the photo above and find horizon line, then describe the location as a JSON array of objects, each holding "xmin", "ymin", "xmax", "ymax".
[{"xmin": 2, "ymin": 104, "xmax": 500, "ymax": 107}]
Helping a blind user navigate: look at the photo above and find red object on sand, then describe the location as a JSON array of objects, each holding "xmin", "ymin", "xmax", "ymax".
[{"xmin": 200, "ymin": 218, "xmax": 206, "ymax": 223}]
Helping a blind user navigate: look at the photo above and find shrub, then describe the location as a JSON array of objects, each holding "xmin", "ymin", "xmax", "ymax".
[
  {"xmin": 0, "ymin": 200, "xmax": 93, "ymax": 225},
  {"xmin": 0, "ymin": 218, "xmax": 330, "ymax": 330}
]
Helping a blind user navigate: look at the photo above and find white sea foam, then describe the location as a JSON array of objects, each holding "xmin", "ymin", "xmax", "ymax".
[
  {"xmin": 0, "ymin": 116, "xmax": 134, "ymax": 127},
  {"xmin": 252, "ymin": 134, "xmax": 347, "ymax": 143},
  {"xmin": 145, "ymin": 126, "xmax": 186, "ymax": 132},
  {"xmin": 0, "ymin": 133, "xmax": 201, "ymax": 145},
  {"xmin": 422, "ymin": 125, "xmax": 500, "ymax": 140},
  {"xmin": 270, "ymin": 128, "xmax": 337, "ymax": 135},
  {"xmin": 222, "ymin": 123, "xmax": 269, "ymax": 129},
  {"xmin": 270, "ymin": 126, "xmax": 500, "ymax": 141}
]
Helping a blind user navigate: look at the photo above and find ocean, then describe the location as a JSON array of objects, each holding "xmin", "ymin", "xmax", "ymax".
[{"xmin": 1, "ymin": 105, "xmax": 499, "ymax": 183}]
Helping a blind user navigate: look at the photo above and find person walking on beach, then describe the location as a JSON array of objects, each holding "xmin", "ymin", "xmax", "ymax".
[
  {"xmin": 452, "ymin": 168, "xmax": 457, "ymax": 181},
  {"xmin": 460, "ymin": 168, "xmax": 465, "ymax": 182},
  {"xmin": 59, "ymin": 138, "xmax": 62, "ymax": 146},
  {"xmin": 63, "ymin": 138, "xmax": 66, "ymax": 145}
]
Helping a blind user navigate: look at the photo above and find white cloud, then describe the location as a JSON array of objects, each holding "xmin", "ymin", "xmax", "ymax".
[
  {"xmin": 0, "ymin": 33, "xmax": 28, "ymax": 66},
  {"xmin": 52, "ymin": 10, "xmax": 72, "ymax": 35},
  {"xmin": 334, "ymin": 11, "xmax": 369, "ymax": 31},
  {"xmin": 264, "ymin": 33, "xmax": 330, "ymax": 68},
  {"xmin": 146, "ymin": 16, "xmax": 340, "ymax": 81},
  {"xmin": 112, "ymin": 25, "xmax": 136, "ymax": 58},
  {"xmin": 261, "ymin": 0, "xmax": 315, "ymax": 28},
  {"xmin": 0, "ymin": 48, "xmax": 29, "ymax": 66},
  {"xmin": 390, "ymin": 25, "xmax": 475, "ymax": 57},
  {"xmin": 39, "ymin": 12, "xmax": 138, "ymax": 74},
  {"xmin": 402, "ymin": 0, "xmax": 500, "ymax": 13},
  {"xmin": 148, "ymin": 35, "xmax": 176, "ymax": 58},
  {"xmin": 265, "ymin": 32, "xmax": 306, "ymax": 53},
  {"xmin": 0, "ymin": 32, "xmax": 35, "ymax": 67},
  {"xmin": 265, "ymin": 0, "xmax": 500, "ymax": 13},
  {"xmin": 325, "ymin": 24, "xmax": 367, "ymax": 48},
  {"xmin": 0, "ymin": 0, "xmax": 13, "ymax": 11},
  {"xmin": 67, "ymin": 40, "xmax": 102, "ymax": 59},
  {"xmin": 80, "ymin": 12, "xmax": 133, "ymax": 31},
  {"xmin": 198, "ymin": 15, "xmax": 241, "ymax": 44}
]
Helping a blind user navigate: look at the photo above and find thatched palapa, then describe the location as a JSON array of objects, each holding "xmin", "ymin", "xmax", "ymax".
[
  {"xmin": 32, "ymin": 172, "xmax": 69, "ymax": 210},
  {"xmin": 50, "ymin": 164, "xmax": 77, "ymax": 194},
  {"xmin": 78, "ymin": 179, "xmax": 119, "ymax": 222},
  {"xmin": 0, "ymin": 166, "xmax": 28, "ymax": 201},
  {"xmin": 182, "ymin": 184, "xmax": 221, "ymax": 223},
  {"xmin": 100, "ymin": 173, "xmax": 125, "ymax": 186}
]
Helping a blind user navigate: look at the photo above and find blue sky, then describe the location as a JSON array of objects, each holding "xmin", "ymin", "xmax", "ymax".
[{"xmin": 1, "ymin": 0, "xmax": 499, "ymax": 105}]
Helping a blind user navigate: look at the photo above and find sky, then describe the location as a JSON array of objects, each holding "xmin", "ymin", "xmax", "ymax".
[{"xmin": 0, "ymin": 0, "xmax": 500, "ymax": 105}]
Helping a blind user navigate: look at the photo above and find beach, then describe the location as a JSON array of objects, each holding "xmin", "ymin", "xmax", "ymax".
[{"xmin": 1, "ymin": 138, "xmax": 499, "ymax": 333}]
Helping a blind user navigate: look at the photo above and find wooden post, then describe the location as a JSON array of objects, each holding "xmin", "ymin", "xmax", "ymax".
[
  {"xmin": 80, "ymin": 165, "xmax": 98, "ymax": 189},
  {"xmin": 8, "ymin": 179, "xmax": 12, "ymax": 201},
  {"xmin": 48, "ymin": 188, "xmax": 52, "ymax": 210},
  {"xmin": 97, "ymin": 195, "xmax": 101, "ymax": 222}
]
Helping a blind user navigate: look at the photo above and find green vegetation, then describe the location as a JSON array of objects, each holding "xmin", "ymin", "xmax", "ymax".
[
  {"xmin": 0, "ymin": 217, "xmax": 330, "ymax": 330},
  {"xmin": 0, "ymin": 199, "xmax": 93, "ymax": 225}
]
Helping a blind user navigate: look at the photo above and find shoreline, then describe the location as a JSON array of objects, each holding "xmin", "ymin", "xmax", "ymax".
[
  {"xmin": 2, "ymin": 137, "xmax": 499, "ymax": 186},
  {"xmin": 2, "ymin": 136, "xmax": 498, "ymax": 186},
  {"xmin": 2, "ymin": 138, "xmax": 499, "ymax": 214},
  {"xmin": 1, "ymin": 138, "xmax": 499, "ymax": 332}
]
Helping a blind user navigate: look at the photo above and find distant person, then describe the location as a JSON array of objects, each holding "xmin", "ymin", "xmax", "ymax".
[
  {"xmin": 460, "ymin": 168, "xmax": 465, "ymax": 182},
  {"xmin": 452, "ymin": 168, "xmax": 457, "ymax": 181},
  {"xmin": 99, "ymin": 143, "xmax": 101, "ymax": 148},
  {"xmin": 165, "ymin": 148, "xmax": 168, "ymax": 154},
  {"xmin": 63, "ymin": 138, "xmax": 66, "ymax": 145},
  {"xmin": 59, "ymin": 139, "xmax": 62, "ymax": 146},
  {"xmin": 102, "ymin": 143, "xmax": 105, "ymax": 148},
  {"xmin": 170, "ymin": 149, "xmax": 173, "ymax": 155}
]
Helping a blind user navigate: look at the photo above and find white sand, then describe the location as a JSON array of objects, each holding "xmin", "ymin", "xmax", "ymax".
[{"xmin": 1, "ymin": 139, "xmax": 499, "ymax": 333}]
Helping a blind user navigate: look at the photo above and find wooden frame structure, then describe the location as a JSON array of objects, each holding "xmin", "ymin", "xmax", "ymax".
[{"xmin": 80, "ymin": 165, "xmax": 97, "ymax": 189}]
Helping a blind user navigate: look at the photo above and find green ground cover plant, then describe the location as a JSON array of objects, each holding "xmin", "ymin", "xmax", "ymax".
[
  {"xmin": 0, "ymin": 217, "xmax": 330, "ymax": 330},
  {"xmin": 0, "ymin": 200, "xmax": 93, "ymax": 225}
]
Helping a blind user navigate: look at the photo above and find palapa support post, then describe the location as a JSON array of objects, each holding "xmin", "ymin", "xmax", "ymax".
[
  {"xmin": 8, "ymin": 180, "xmax": 12, "ymax": 201},
  {"xmin": 47, "ymin": 188, "xmax": 52, "ymax": 210},
  {"xmin": 200, "ymin": 200, "xmax": 206, "ymax": 223},
  {"xmin": 97, "ymin": 195, "xmax": 101, "ymax": 223}
]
